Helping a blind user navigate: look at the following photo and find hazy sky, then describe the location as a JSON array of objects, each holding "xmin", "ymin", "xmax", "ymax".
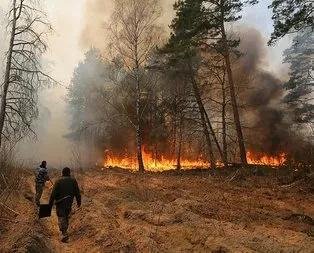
[{"xmin": 0, "ymin": 0, "xmax": 292, "ymax": 167}]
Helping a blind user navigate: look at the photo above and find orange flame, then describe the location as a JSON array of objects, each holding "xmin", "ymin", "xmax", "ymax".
[
  {"xmin": 246, "ymin": 151, "xmax": 286, "ymax": 166},
  {"xmin": 104, "ymin": 149, "xmax": 209, "ymax": 171},
  {"xmin": 104, "ymin": 149, "xmax": 287, "ymax": 171}
]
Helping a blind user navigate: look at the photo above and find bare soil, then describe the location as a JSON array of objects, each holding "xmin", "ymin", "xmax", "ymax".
[{"xmin": 0, "ymin": 167, "xmax": 313, "ymax": 252}]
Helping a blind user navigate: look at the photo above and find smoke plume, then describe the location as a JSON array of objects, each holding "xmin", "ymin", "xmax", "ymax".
[{"xmin": 238, "ymin": 28, "xmax": 293, "ymax": 155}]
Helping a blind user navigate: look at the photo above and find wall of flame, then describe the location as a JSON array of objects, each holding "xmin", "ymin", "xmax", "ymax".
[{"xmin": 104, "ymin": 149, "xmax": 287, "ymax": 171}]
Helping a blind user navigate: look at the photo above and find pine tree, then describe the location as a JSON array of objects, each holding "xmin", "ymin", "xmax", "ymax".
[
  {"xmin": 164, "ymin": 0, "xmax": 258, "ymax": 165},
  {"xmin": 283, "ymin": 30, "xmax": 314, "ymax": 124},
  {"xmin": 269, "ymin": 0, "xmax": 314, "ymax": 45}
]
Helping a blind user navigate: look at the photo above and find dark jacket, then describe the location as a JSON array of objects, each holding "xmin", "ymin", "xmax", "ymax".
[
  {"xmin": 49, "ymin": 176, "xmax": 81, "ymax": 217},
  {"xmin": 35, "ymin": 166, "xmax": 50, "ymax": 184}
]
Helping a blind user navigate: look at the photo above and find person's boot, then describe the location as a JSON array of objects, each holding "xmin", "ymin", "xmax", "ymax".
[{"xmin": 61, "ymin": 231, "xmax": 69, "ymax": 243}]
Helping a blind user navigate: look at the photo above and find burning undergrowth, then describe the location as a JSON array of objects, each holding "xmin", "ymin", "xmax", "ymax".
[
  {"xmin": 101, "ymin": 28, "xmax": 294, "ymax": 170},
  {"xmin": 104, "ymin": 146, "xmax": 210, "ymax": 171},
  {"xmin": 68, "ymin": 23, "xmax": 313, "ymax": 171}
]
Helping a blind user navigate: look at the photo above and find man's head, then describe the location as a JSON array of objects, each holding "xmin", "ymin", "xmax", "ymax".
[
  {"xmin": 62, "ymin": 167, "xmax": 71, "ymax": 176},
  {"xmin": 40, "ymin": 161, "xmax": 47, "ymax": 168}
]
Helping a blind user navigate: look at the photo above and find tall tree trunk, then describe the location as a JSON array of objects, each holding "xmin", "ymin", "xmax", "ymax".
[
  {"xmin": 221, "ymin": 80, "xmax": 228, "ymax": 164},
  {"xmin": 176, "ymin": 117, "xmax": 182, "ymax": 170},
  {"xmin": 221, "ymin": 23, "xmax": 247, "ymax": 165},
  {"xmin": 153, "ymin": 87, "xmax": 158, "ymax": 168},
  {"xmin": 133, "ymin": 31, "xmax": 145, "ymax": 173},
  {"xmin": 136, "ymin": 67, "xmax": 145, "ymax": 173},
  {"xmin": 172, "ymin": 117, "xmax": 177, "ymax": 156},
  {"xmin": 0, "ymin": 0, "xmax": 17, "ymax": 148},
  {"xmin": 136, "ymin": 85, "xmax": 145, "ymax": 172},
  {"xmin": 203, "ymin": 109, "xmax": 227, "ymax": 166},
  {"xmin": 153, "ymin": 142, "xmax": 157, "ymax": 168},
  {"xmin": 191, "ymin": 79, "xmax": 216, "ymax": 168}
]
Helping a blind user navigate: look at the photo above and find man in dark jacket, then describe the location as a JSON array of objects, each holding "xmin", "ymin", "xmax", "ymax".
[
  {"xmin": 35, "ymin": 161, "xmax": 50, "ymax": 206},
  {"xmin": 49, "ymin": 167, "xmax": 81, "ymax": 243}
]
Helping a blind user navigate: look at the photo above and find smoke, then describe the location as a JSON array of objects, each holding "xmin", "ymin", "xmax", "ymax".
[
  {"xmin": 0, "ymin": 0, "xmax": 176, "ymax": 168},
  {"xmin": 0, "ymin": 4, "xmax": 8, "ymax": 79},
  {"xmin": 80, "ymin": 0, "xmax": 114, "ymax": 50},
  {"xmin": 238, "ymin": 28, "xmax": 293, "ymax": 155},
  {"xmin": 79, "ymin": 3, "xmax": 295, "ymax": 158},
  {"xmin": 238, "ymin": 28, "xmax": 267, "ymax": 72},
  {"xmin": 0, "ymin": 0, "xmax": 300, "ymax": 166},
  {"xmin": 10, "ymin": 0, "xmax": 86, "ymax": 168},
  {"xmin": 80, "ymin": 0, "xmax": 175, "ymax": 51}
]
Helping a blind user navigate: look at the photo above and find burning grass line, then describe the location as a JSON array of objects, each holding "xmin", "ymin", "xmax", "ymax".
[{"xmin": 104, "ymin": 150, "xmax": 288, "ymax": 171}]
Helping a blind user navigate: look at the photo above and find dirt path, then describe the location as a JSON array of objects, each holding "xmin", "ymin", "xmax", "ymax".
[
  {"xmin": 0, "ymin": 173, "xmax": 84, "ymax": 253},
  {"xmin": 41, "ymin": 213, "xmax": 75, "ymax": 252},
  {"xmin": 38, "ymin": 174, "xmax": 126, "ymax": 253},
  {"xmin": 39, "ymin": 180, "xmax": 85, "ymax": 253}
]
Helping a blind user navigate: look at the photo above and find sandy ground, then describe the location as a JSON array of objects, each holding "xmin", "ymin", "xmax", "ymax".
[{"xmin": 0, "ymin": 168, "xmax": 313, "ymax": 252}]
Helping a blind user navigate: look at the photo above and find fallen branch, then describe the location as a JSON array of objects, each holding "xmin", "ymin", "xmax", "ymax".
[{"xmin": 280, "ymin": 182, "xmax": 298, "ymax": 188}]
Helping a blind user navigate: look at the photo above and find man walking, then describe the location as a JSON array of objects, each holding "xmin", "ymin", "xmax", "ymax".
[
  {"xmin": 49, "ymin": 167, "xmax": 81, "ymax": 243},
  {"xmin": 35, "ymin": 161, "xmax": 50, "ymax": 206}
]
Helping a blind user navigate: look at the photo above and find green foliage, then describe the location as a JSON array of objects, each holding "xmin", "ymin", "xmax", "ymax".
[
  {"xmin": 269, "ymin": 0, "xmax": 314, "ymax": 45},
  {"xmin": 163, "ymin": 0, "xmax": 204, "ymax": 56},
  {"xmin": 283, "ymin": 30, "xmax": 314, "ymax": 123},
  {"xmin": 163, "ymin": 0, "xmax": 258, "ymax": 57}
]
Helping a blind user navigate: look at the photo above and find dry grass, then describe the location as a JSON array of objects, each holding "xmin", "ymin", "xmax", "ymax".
[
  {"xmin": 0, "ymin": 145, "xmax": 24, "ymax": 222},
  {"xmin": 1, "ymin": 167, "xmax": 314, "ymax": 252}
]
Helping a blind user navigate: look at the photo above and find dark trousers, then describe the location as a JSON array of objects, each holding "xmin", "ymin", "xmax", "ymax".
[
  {"xmin": 35, "ymin": 183, "xmax": 44, "ymax": 206},
  {"xmin": 57, "ymin": 206, "xmax": 71, "ymax": 235},
  {"xmin": 58, "ymin": 215, "xmax": 70, "ymax": 235}
]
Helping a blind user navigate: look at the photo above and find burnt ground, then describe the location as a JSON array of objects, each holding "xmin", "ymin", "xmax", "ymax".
[{"xmin": 0, "ymin": 167, "xmax": 313, "ymax": 252}]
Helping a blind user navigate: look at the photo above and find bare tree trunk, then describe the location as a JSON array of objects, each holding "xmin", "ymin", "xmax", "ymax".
[
  {"xmin": 176, "ymin": 118, "xmax": 182, "ymax": 170},
  {"xmin": 0, "ymin": 1, "xmax": 52, "ymax": 146},
  {"xmin": 203, "ymin": 109, "xmax": 227, "ymax": 166},
  {"xmin": 221, "ymin": 81, "xmax": 228, "ymax": 164},
  {"xmin": 110, "ymin": 0, "xmax": 162, "ymax": 172},
  {"xmin": 154, "ymin": 143, "xmax": 157, "ymax": 168},
  {"xmin": 0, "ymin": 0, "xmax": 17, "ymax": 147},
  {"xmin": 221, "ymin": 23, "xmax": 247, "ymax": 165},
  {"xmin": 191, "ymin": 79, "xmax": 216, "ymax": 168},
  {"xmin": 136, "ymin": 68, "xmax": 145, "ymax": 173},
  {"xmin": 153, "ymin": 88, "xmax": 158, "ymax": 168},
  {"xmin": 172, "ymin": 100, "xmax": 177, "ymax": 156}
]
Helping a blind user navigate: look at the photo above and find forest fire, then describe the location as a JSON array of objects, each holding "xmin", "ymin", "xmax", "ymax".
[
  {"xmin": 104, "ymin": 149, "xmax": 210, "ymax": 171},
  {"xmin": 104, "ymin": 149, "xmax": 287, "ymax": 170},
  {"xmin": 246, "ymin": 151, "xmax": 287, "ymax": 166}
]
